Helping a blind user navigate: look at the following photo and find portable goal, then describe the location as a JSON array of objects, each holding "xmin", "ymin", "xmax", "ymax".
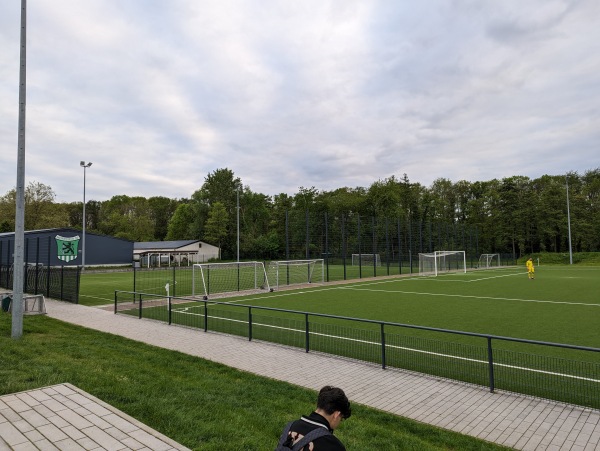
[
  {"xmin": 268, "ymin": 259, "xmax": 324, "ymax": 290},
  {"xmin": 192, "ymin": 261, "xmax": 271, "ymax": 299},
  {"xmin": 351, "ymin": 253, "xmax": 381, "ymax": 266},
  {"xmin": 478, "ymin": 253, "xmax": 501, "ymax": 269},
  {"xmin": 419, "ymin": 251, "xmax": 466, "ymax": 276}
]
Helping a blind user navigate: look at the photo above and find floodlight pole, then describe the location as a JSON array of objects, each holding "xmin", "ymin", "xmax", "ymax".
[
  {"xmin": 566, "ymin": 174, "xmax": 573, "ymax": 265},
  {"xmin": 236, "ymin": 188, "xmax": 240, "ymax": 262},
  {"xmin": 80, "ymin": 161, "xmax": 92, "ymax": 270},
  {"xmin": 12, "ymin": 0, "xmax": 27, "ymax": 339}
]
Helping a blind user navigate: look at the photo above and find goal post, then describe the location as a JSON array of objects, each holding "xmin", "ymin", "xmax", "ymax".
[
  {"xmin": 268, "ymin": 259, "xmax": 324, "ymax": 290},
  {"xmin": 419, "ymin": 251, "xmax": 466, "ymax": 276},
  {"xmin": 192, "ymin": 261, "xmax": 271, "ymax": 299},
  {"xmin": 478, "ymin": 253, "xmax": 501, "ymax": 269},
  {"xmin": 351, "ymin": 253, "xmax": 381, "ymax": 267}
]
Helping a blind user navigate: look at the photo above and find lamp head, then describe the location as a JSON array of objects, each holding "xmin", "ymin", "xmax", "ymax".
[{"xmin": 80, "ymin": 161, "xmax": 85, "ymax": 167}]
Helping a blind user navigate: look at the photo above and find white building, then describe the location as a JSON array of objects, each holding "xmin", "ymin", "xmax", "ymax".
[{"xmin": 133, "ymin": 240, "xmax": 219, "ymax": 267}]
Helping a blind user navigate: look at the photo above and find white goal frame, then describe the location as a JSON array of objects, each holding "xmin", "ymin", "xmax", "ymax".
[
  {"xmin": 351, "ymin": 253, "xmax": 382, "ymax": 266},
  {"xmin": 478, "ymin": 253, "xmax": 501, "ymax": 269},
  {"xmin": 269, "ymin": 259, "xmax": 324, "ymax": 290},
  {"xmin": 419, "ymin": 251, "xmax": 466, "ymax": 276},
  {"xmin": 192, "ymin": 261, "xmax": 271, "ymax": 299}
]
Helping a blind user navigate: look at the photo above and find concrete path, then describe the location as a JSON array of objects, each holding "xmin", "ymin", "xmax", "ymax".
[
  {"xmin": 25, "ymin": 299, "xmax": 600, "ymax": 450},
  {"xmin": 0, "ymin": 383, "xmax": 190, "ymax": 451}
]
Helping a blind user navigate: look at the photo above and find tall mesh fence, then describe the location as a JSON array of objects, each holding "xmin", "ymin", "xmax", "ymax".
[{"xmin": 0, "ymin": 237, "xmax": 80, "ymax": 303}]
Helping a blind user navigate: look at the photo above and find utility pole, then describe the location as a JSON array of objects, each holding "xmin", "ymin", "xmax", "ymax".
[
  {"xmin": 566, "ymin": 174, "xmax": 573, "ymax": 265},
  {"xmin": 12, "ymin": 0, "xmax": 27, "ymax": 339}
]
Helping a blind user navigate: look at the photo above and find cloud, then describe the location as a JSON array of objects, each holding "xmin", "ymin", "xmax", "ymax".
[{"xmin": 0, "ymin": 0, "xmax": 598, "ymax": 203}]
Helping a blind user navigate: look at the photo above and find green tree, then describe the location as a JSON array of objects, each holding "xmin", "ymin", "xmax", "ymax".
[
  {"xmin": 0, "ymin": 182, "xmax": 68, "ymax": 231},
  {"xmin": 148, "ymin": 196, "xmax": 180, "ymax": 240},
  {"xmin": 165, "ymin": 203, "xmax": 195, "ymax": 240},
  {"xmin": 203, "ymin": 202, "xmax": 229, "ymax": 258},
  {"xmin": 97, "ymin": 195, "xmax": 154, "ymax": 241}
]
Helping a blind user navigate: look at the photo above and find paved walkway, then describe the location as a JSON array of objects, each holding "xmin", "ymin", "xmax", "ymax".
[
  {"xmin": 0, "ymin": 383, "xmax": 190, "ymax": 451},
  {"xmin": 10, "ymin": 299, "xmax": 600, "ymax": 450}
]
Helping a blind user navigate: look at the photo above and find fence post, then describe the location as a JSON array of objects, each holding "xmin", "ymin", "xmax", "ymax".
[
  {"xmin": 204, "ymin": 300, "xmax": 208, "ymax": 332},
  {"xmin": 487, "ymin": 337, "xmax": 495, "ymax": 393},
  {"xmin": 35, "ymin": 237, "xmax": 40, "ymax": 293},
  {"xmin": 248, "ymin": 307, "xmax": 253, "ymax": 341},
  {"xmin": 76, "ymin": 266, "xmax": 81, "ymax": 304},
  {"xmin": 305, "ymin": 313, "xmax": 310, "ymax": 353},
  {"xmin": 381, "ymin": 323, "xmax": 386, "ymax": 369},
  {"xmin": 133, "ymin": 264, "xmax": 137, "ymax": 303},
  {"xmin": 60, "ymin": 265, "xmax": 64, "ymax": 300},
  {"xmin": 138, "ymin": 295, "xmax": 142, "ymax": 319},
  {"xmin": 172, "ymin": 265, "xmax": 176, "ymax": 297},
  {"xmin": 168, "ymin": 296, "xmax": 172, "ymax": 325}
]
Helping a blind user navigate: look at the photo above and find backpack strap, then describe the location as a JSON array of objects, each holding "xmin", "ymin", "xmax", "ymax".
[
  {"xmin": 275, "ymin": 421, "xmax": 295, "ymax": 449},
  {"xmin": 291, "ymin": 426, "xmax": 331, "ymax": 451}
]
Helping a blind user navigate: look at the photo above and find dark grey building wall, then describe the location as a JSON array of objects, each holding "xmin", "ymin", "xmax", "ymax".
[{"xmin": 0, "ymin": 228, "xmax": 133, "ymax": 266}]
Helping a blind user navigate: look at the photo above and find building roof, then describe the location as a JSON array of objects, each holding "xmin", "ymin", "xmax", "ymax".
[
  {"xmin": 0, "ymin": 228, "xmax": 133, "ymax": 242},
  {"xmin": 134, "ymin": 240, "xmax": 201, "ymax": 251}
]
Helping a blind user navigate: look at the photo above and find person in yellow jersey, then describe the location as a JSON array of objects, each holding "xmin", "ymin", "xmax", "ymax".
[{"xmin": 526, "ymin": 257, "xmax": 535, "ymax": 280}]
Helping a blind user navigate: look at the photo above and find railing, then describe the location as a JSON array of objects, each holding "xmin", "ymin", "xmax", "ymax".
[
  {"xmin": 0, "ymin": 264, "xmax": 80, "ymax": 303},
  {"xmin": 114, "ymin": 290, "xmax": 600, "ymax": 410}
]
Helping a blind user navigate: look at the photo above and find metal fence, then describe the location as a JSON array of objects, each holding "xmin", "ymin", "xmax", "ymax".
[
  {"xmin": 0, "ymin": 236, "xmax": 81, "ymax": 303},
  {"xmin": 115, "ymin": 290, "xmax": 600, "ymax": 410},
  {"xmin": 0, "ymin": 264, "xmax": 80, "ymax": 303}
]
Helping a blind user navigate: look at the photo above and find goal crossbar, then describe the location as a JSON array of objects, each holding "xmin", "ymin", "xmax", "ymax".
[
  {"xmin": 269, "ymin": 259, "xmax": 324, "ymax": 290},
  {"xmin": 192, "ymin": 261, "xmax": 271, "ymax": 298},
  {"xmin": 419, "ymin": 251, "xmax": 466, "ymax": 276},
  {"xmin": 478, "ymin": 253, "xmax": 501, "ymax": 269}
]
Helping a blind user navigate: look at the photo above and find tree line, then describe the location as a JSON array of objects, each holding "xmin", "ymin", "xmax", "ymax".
[{"xmin": 1, "ymin": 168, "xmax": 598, "ymax": 260}]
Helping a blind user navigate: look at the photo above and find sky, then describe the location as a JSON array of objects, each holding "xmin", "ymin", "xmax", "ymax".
[{"xmin": 1, "ymin": 1, "xmax": 599, "ymax": 203}]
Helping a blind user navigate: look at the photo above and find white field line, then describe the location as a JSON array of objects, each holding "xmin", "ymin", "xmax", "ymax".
[
  {"xmin": 337, "ymin": 287, "xmax": 600, "ymax": 307},
  {"xmin": 170, "ymin": 307, "xmax": 600, "ymax": 383}
]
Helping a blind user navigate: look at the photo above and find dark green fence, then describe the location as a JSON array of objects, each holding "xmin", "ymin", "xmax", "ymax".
[
  {"xmin": 115, "ymin": 290, "xmax": 600, "ymax": 410},
  {"xmin": 0, "ymin": 264, "xmax": 80, "ymax": 303}
]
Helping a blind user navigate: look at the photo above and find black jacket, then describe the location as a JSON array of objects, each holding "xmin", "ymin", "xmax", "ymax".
[{"xmin": 283, "ymin": 412, "xmax": 346, "ymax": 451}]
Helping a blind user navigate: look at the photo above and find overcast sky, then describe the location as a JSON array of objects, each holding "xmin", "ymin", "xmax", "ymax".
[{"xmin": 1, "ymin": 1, "xmax": 599, "ymax": 203}]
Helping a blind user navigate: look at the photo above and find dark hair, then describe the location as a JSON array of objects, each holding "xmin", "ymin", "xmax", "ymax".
[{"xmin": 317, "ymin": 386, "xmax": 351, "ymax": 419}]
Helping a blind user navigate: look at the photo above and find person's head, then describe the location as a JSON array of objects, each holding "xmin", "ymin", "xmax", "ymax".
[{"xmin": 315, "ymin": 386, "xmax": 351, "ymax": 430}]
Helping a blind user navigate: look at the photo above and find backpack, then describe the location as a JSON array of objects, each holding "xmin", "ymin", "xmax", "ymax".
[{"xmin": 275, "ymin": 420, "xmax": 332, "ymax": 451}]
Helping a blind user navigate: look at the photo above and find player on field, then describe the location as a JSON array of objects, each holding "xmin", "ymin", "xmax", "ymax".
[{"xmin": 526, "ymin": 257, "xmax": 535, "ymax": 280}]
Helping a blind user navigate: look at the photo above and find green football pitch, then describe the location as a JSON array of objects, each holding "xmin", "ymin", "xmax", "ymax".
[
  {"xmin": 82, "ymin": 265, "xmax": 600, "ymax": 349},
  {"xmin": 87, "ymin": 265, "xmax": 600, "ymax": 407}
]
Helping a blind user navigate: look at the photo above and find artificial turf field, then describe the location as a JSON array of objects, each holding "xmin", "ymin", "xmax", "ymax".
[
  {"xmin": 86, "ymin": 264, "xmax": 600, "ymax": 407},
  {"xmin": 84, "ymin": 265, "xmax": 600, "ymax": 349}
]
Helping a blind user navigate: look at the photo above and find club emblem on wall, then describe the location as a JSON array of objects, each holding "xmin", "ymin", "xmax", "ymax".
[{"xmin": 55, "ymin": 235, "xmax": 81, "ymax": 262}]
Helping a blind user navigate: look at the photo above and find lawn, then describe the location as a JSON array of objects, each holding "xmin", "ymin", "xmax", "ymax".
[{"xmin": 0, "ymin": 314, "xmax": 510, "ymax": 451}]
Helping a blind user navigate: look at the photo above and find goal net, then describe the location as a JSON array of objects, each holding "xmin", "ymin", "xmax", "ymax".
[
  {"xmin": 268, "ymin": 259, "xmax": 324, "ymax": 290},
  {"xmin": 351, "ymin": 253, "xmax": 381, "ymax": 266},
  {"xmin": 419, "ymin": 251, "xmax": 466, "ymax": 276},
  {"xmin": 478, "ymin": 253, "xmax": 501, "ymax": 269},
  {"xmin": 192, "ymin": 261, "xmax": 271, "ymax": 299}
]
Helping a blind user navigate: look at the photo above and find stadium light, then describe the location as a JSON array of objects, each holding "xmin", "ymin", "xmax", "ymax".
[
  {"xmin": 566, "ymin": 174, "xmax": 573, "ymax": 265},
  {"xmin": 80, "ymin": 161, "xmax": 92, "ymax": 270}
]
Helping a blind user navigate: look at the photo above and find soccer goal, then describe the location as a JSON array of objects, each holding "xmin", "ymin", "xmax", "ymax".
[
  {"xmin": 268, "ymin": 259, "xmax": 324, "ymax": 290},
  {"xmin": 351, "ymin": 253, "xmax": 382, "ymax": 266},
  {"xmin": 419, "ymin": 251, "xmax": 466, "ymax": 276},
  {"xmin": 192, "ymin": 261, "xmax": 271, "ymax": 299},
  {"xmin": 478, "ymin": 253, "xmax": 501, "ymax": 269}
]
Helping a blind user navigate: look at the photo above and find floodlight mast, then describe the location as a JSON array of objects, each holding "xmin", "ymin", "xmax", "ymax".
[
  {"xmin": 80, "ymin": 161, "xmax": 92, "ymax": 270},
  {"xmin": 12, "ymin": 0, "xmax": 27, "ymax": 339},
  {"xmin": 566, "ymin": 174, "xmax": 573, "ymax": 265}
]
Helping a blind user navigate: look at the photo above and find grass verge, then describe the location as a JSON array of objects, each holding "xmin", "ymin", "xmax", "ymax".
[{"xmin": 0, "ymin": 313, "xmax": 510, "ymax": 450}]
